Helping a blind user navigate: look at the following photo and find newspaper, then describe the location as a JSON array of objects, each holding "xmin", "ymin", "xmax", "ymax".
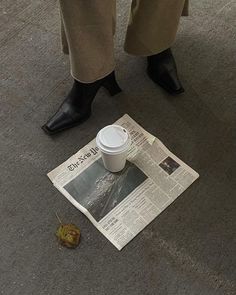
[{"xmin": 48, "ymin": 114, "xmax": 199, "ymax": 250}]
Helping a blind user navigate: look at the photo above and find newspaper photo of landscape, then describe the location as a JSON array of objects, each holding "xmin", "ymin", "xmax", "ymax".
[{"xmin": 64, "ymin": 158, "xmax": 148, "ymax": 222}]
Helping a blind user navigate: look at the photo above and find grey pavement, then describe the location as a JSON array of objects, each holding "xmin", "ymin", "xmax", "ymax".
[{"xmin": 0, "ymin": 1, "xmax": 236, "ymax": 294}]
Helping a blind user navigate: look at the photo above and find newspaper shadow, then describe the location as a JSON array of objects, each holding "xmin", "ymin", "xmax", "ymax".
[{"xmin": 64, "ymin": 158, "xmax": 147, "ymax": 222}]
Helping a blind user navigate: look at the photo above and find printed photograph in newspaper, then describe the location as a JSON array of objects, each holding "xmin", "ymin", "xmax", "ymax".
[
  {"xmin": 159, "ymin": 156, "xmax": 181, "ymax": 175},
  {"xmin": 64, "ymin": 158, "xmax": 148, "ymax": 222}
]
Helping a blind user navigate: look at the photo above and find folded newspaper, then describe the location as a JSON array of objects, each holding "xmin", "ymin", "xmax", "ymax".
[{"xmin": 48, "ymin": 114, "xmax": 199, "ymax": 250}]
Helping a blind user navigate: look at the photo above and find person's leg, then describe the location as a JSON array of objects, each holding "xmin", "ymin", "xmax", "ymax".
[
  {"xmin": 60, "ymin": 0, "xmax": 116, "ymax": 83},
  {"xmin": 42, "ymin": 0, "xmax": 121, "ymax": 135},
  {"xmin": 124, "ymin": 0, "xmax": 187, "ymax": 56},
  {"xmin": 124, "ymin": 0, "xmax": 187, "ymax": 95}
]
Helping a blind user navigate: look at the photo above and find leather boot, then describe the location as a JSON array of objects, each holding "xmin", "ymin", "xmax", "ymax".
[
  {"xmin": 42, "ymin": 71, "xmax": 122, "ymax": 135},
  {"xmin": 147, "ymin": 48, "xmax": 184, "ymax": 95}
]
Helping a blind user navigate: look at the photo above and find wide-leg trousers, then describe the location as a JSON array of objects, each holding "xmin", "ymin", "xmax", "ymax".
[{"xmin": 59, "ymin": 0, "xmax": 189, "ymax": 83}]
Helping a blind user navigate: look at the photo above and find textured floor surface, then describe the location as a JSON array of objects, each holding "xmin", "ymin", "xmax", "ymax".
[{"xmin": 0, "ymin": 1, "xmax": 236, "ymax": 294}]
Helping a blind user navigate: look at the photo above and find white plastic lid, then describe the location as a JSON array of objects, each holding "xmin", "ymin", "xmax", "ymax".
[{"xmin": 96, "ymin": 125, "xmax": 130, "ymax": 155}]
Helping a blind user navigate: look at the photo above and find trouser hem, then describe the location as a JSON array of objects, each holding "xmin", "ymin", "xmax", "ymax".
[
  {"xmin": 70, "ymin": 68, "xmax": 116, "ymax": 84},
  {"xmin": 124, "ymin": 34, "xmax": 176, "ymax": 57}
]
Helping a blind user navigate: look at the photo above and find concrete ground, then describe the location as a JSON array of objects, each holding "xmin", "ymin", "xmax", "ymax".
[{"xmin": 1, "ymin": 0, "xmax": 236, "ymax": 294}]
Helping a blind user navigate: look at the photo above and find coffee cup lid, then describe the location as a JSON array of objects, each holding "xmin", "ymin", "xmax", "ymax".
[{"xmin": 96, "ymin": 125, "xmax": 130, "ymax": 155}]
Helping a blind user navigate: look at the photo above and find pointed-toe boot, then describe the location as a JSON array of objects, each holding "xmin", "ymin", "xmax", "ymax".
[
  {"xmin": 147, "ymin": 48, "xmax": 184, "ymax": 95},
  {"xmin": 42, "ymin": 71, "xmax": 122, "ymax": 135}
]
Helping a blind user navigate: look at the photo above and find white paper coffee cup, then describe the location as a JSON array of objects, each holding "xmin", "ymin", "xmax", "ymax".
[{"xmin": 96, "ymin": 125, "xmax": 131, "ymax": 173}]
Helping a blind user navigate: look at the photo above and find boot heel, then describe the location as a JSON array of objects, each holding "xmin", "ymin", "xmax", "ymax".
[{"xmin": 102, "ymin": 72, "xmax": 122, "ymax": 96}]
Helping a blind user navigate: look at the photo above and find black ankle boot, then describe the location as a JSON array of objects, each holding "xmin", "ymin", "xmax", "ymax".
[
  {"xmin": 42, "ymin": 71, "xmax": 122, "ymax": 135},
  {"xmin": 147, "ymin": 48, "xmax": 184, "ymax": 95}
]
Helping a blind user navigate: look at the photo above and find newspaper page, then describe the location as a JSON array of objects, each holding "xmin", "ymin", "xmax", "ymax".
[{"xmin": 48, "ymin": 114, "xmax": 199, "ymax": 250}]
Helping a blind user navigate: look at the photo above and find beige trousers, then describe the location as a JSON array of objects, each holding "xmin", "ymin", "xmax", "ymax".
[{"xmin": 60, "ymin": 0, "xmax": 189, "ymax": 83}]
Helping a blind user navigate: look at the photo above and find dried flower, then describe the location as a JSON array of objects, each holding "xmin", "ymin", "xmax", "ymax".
[
  {"xmin": 56, "ymin": 223, "xmax": 81, "ymax": 248},
  {"xmin": 55, "ymin": 213, "xmax": 80, "ymax": 248}
]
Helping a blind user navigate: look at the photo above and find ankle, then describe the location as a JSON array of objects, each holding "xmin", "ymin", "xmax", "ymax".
[{"xmin": 148, "ymin": 48, "xmax": 172, "ymax": 62}]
